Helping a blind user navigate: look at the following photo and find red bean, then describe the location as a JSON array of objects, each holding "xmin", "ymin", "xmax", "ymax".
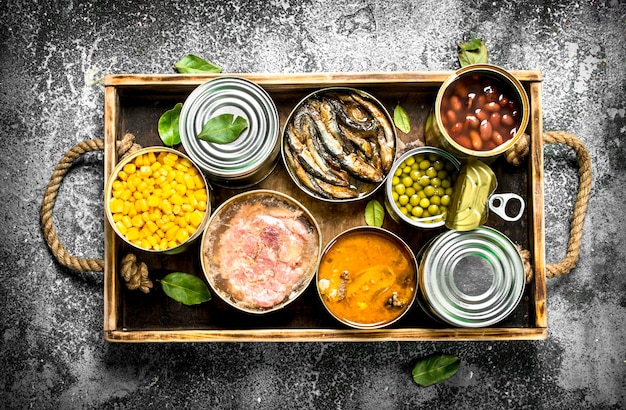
[
  {"xmin": 465, "ymin": 114, "xmax": 479, "ymax": 129},
  {"xmin": 446, "ymin": 109, "xmax": 457, "ymax": 124},
  {"xmin": 484, "ymin": 101, "xmax": 499, "ymax": 112},
  {"xmin": 501, "ymin": 113, "xmax": 514, "ymax": 127},
  {"xmin": 475, "ymin": 108, "xmax": 489, "ymax": 122},
  {"xmin": 492, "ymin": 132, "xmax": 504, "ymax": 145},
  {"xmin": 479, "ymin": 120, "xmax": 492, "ymax": 141},
  {"xmin": 470, "ymin": 131, "xmax": 483, "ymax": 150},
  {"xmin": 490, "ymin": 112, "xmax": 501, "ymax": 128},
  {"xmin": 466, "ymin": 92, "xmax": 476, "ymax": 109},
  {"xmin": 451, "ymin": 122, "xmax": 463, "ymax": 135},
  {"xmin": 450, "ymin": 95, "xmax": 462, "ymax": 112},
  {"xmin": 498, "ymin": 94, "xmax": 509, "ymax": 107},
  {"xmin": 456, "ymin": 135, "xmax": 472, "ymax": 150}
]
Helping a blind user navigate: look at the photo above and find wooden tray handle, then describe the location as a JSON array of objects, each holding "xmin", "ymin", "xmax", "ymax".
[
  {"xmin": 39, "ymin": 134, "xmax": 140, "ymax": 272},
  {"xmin": 40, "ymin": 132, "xmax": 591, "ymax": 279}
]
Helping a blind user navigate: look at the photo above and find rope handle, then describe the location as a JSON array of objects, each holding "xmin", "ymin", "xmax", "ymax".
[
  {"xmin": 40, "ymin": 131, "xmax": 591, "ymax": 282},
  {"xmin": 39, "ymin": 134, "xmax": 140, "ymax": 272}
]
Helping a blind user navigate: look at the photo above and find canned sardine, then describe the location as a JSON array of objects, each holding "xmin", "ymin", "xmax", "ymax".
[
  {"xmin": 416, "ymin": 226, "xmax": 525, "ymax": 327},
  {"xmin": 179, "ymin": 76, "xmax": 280, "ymax": 188}
]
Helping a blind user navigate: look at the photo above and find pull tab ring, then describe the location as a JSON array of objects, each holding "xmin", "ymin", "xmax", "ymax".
[{"xmin": 489, "ymin": 193, "xmax": 525, "ymax": 222}]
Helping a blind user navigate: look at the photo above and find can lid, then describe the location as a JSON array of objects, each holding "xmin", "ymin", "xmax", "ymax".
[
  {"xmin": 419, "ymin": 226, "xmax": 525, "ymax": 327},
  {"xmin": 445, "ymin": 159, "xmax": 497, "ymax": 231},
  {"xmin": 179, "ymin": 76, "xmax": 279, "ymax": 179}
]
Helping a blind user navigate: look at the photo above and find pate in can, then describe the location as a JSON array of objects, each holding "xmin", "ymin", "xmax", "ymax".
[
  {"xmin": 415, "ymin": 226, "xmax": 526, "ymax": 327},
  {"xmin": 179, "ymin": 76, "xmax": 280, "ymax": 188}
]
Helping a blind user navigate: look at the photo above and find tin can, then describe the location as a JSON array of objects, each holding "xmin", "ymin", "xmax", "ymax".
[
  {"xmin": 179, "ymin": 76, "xmax": 280, "ymax": 188},
  {"xmin": 281, "ymin": 87, "xmax": 397, "ymax": 203},
  {"xmin": 425, "ymin": 64, "xmax": 530, "ymax": 162},
  {"xmin": 105, "ymin": 147, "xmax": 211, "ymax": 255},
  {"xmin": 384, "ymin": 146, "xmax": 460, "ymax": 229},
  {"xmin": 445, "ymin": 159, "xmax": 497, "ymax": 231},
  {"xmin": 415, "ymin": 226, "xmax": 525, "ymax": 327}
]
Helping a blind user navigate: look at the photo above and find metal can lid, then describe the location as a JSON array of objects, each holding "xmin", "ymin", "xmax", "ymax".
[
  {"xmin": 418, "ymin": 226, "xmax": 525, "ymax": 327},
  {"xmin": 445, "ymin": 159, "xmax": 497, "ymax": 231},
  {"xmin": 179, "ymin": 76, "xmax": 279, "ymax": 180}
]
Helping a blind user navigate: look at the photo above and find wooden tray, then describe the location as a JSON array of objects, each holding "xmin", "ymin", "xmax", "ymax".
[{"xmin": 103, "ymin": 72, "xmax": 546, "ymax": 342}]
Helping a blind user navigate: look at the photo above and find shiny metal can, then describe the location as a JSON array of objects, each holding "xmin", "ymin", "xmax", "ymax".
[
  {"xmin": 179, "ymin": 76, "xmax": 280, "ymax": 188},
  {"xmin": 416, "ymin": 226, "xmax": 525, "ymax": 327},
  {"xmin": 425, "ymin": 64, "xmax": 530, "ymax": 163},
  {"xmin": 445, "ymin": 159, "xmax": 497, "ymax": 231}
]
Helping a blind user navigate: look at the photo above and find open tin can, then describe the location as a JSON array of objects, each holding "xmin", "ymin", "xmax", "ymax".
[
  {"xmin": 425, "ymin": 64, "xmax": 529, "ymax": 162},
  {"xmin": 415, "ymin": 226, "xmax": 525, "ymax": 327},
  {"xmin": 179, "ymin": 76, "xmax": 280, "ymax": 188}
]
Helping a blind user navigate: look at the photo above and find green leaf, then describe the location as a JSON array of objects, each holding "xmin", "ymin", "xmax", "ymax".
[
  {"xmin": 158, "ymin": 103, "xmax": 182, "ymax": 146},
  {"xmin": 197, "ymin": 113, "xmax": 248, "ymax": 144},
  {"xmin": 393, "ymin": 104, "xmax": 411, "ymax": 134},
  {"xmin": 160, "ymin": 272, "xmax": 211, "ymax": 306},
  {"xmin": 458, "ymin": 38, "xmax": 489, "ymax": 67},
  {"xmin": 365, "ymin": 199, "xmax": 385, "ymax": 227},
  {"xmin": 412, "ymin": 353, "xmax": 461, "ymax": 387},
  {"xmin": 174, "ymin": 54, "xmax": 222, "ymax": 74}
]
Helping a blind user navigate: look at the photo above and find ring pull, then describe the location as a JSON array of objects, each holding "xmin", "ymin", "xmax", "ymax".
[{"xmin": 489, "ymin": 193, "xmax": 525, "ymax": 222}]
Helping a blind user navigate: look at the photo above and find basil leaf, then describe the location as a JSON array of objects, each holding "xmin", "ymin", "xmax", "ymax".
[
  {"xmin": 365, "ymin": 199, "xmax": 384, "ymax": 227},
  {"xmin": 160, "ymin": 272, "xmax": 211, "ymax": 306},
  {"xmin": 458, "ymin": 38, "xmax": 489, "ymax": 67},
  {"xmin": 174, "ymin": 54, "xmax": 222, "ymax": 74},
  {"xmin": 197, "ymin": 113, "xmax": 248, "ymax": 144},
  {"xmin": 412, "ymin": 353, "xmax": 461, "ymax": 387},
  {"xmin": 158, "ymin": 103, "xmax": 182, "ymax": 146},
  {"xmin": 393, "ymin": 104, "xmax": 411, "ymax": 134}
]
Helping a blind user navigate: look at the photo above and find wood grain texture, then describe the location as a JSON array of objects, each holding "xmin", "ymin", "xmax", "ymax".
[{"xmin": 103, "ymin": 72, "xmax": 546, "ymax": 342}]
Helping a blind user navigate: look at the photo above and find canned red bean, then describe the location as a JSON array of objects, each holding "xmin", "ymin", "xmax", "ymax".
[{"xmin": 425, "ymin": 64, "xmax": 529, "ymax": 162}]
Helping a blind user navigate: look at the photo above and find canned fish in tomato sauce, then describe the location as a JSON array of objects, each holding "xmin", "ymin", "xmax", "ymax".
[
  {"xmin": 179, "ymin": 76, "xmax": 280, "ymax": 188},
  {"xmin": 415, "ymin": 226, "xmax": 525, "ymax": 327}
]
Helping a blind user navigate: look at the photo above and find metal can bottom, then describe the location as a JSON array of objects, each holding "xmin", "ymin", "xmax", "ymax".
[{"xmin": 416, "ymin": 226, "xmax": 525, "ymax": 327}]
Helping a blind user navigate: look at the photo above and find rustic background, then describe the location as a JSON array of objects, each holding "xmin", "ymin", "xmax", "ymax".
[{"xmin": 1, "ymin": 1, "xmax": 624, "ymax": 408}]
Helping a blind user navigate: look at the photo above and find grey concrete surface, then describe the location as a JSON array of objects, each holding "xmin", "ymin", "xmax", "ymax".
[{"xmin": 1, "ymin": 0, "xmax": 625, "ymax": 409}]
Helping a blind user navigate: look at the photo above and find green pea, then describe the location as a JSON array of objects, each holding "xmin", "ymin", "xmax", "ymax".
[
  {"xmin": 412, "ymin": 206, "xmax": 424, "ymax": 217},
  {"xmin": 428, "ymin": 204, "xmax": 440, "ymax": 215},
  {"xmin": 394, "ymin": 183, "xmax": 406, "ymax": 195},
  {"xmin": 418, "ymin": 175, "xmax": 430, "ymax": 186},
  {"xmin": 433, "ymin": 159, "xmax": 444, "ymax": 170},
  {"xmin": 419, "ymin": 160, "xmax": 430, "ymax": 170},
  {"xmin": 431, "ymin": 177, "xmax": 441, "ymax": 187},
  {"xmin": 392, "ymin": 191, "xmax": 399, "ymax": 201},
  {"xmin": 419, "ymin": 198, "xmax": 430, "ymax": 208},
  {"xmin": 441, "ymin": 179, "xmax": 451, "ymax": 188},
  {"xmin": 437, "ymin": 170, "xmax": 448, "ymax": 179},
  {"xmin": 405, "ymin": 186, "xmax": 416, "ymax": 197},
  {"xmin": 409, "ymin": 195, "xmax": 420, "ymax": 206},
  {"xmin": 394, "ymin": 167, "xmax": 403, "ymax": 177},
  {"xmin": 430, "ymin": 195, "xmax": 441, "ymax": 205},
  {"xmin": 434, "ymin": 187, "xmax": 445, "ymax": 197},
  {"xmin": 410, "ymin": 170, "xmax": 420, "ymax": 181},
  {"xmin": 392, "ymin": 176, "xmax": 400, "ymax": 186},
  {"xmin": 423, "ymin": 185, "xmax": 435, "ymax": 197},
  {"xmin": 405, "ymin": 156, "xmax": 416, "ymax": 166},
  {"xmin": 403, "ymin": 166, "xmax": 412, "ymax": 174},
  {"xmin": 428, "ymin": 153, "xmax": 438, "ymax": 161},
  {"xmin": 402, "ymin": 176, "xmax": 413, "ymax": 187},
  {"xmin": 398, "ymin": 194, "xmax": 409, "ymax": 206},
  {"xmin": 441, "ymin": 194, "xmax": 451, "ymax": 206},
  {"xmin": 426, "ymin": 167, "xmax": 437, "ymax": 178}
]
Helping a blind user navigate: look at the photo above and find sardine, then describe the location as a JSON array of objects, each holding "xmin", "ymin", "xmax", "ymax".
[
  {"xmin": 314, "ymin": 177, "xmax": 360, "ymax": 199},
  {"xmin": 283, "ymin": 145, "xmax": 329, "ymax": 198},
  {"xmin": 328, "ymin": 94, "xmax": 378, "ymax": 135},
  {"xmin": 350, "ymin": 93, "xmax": 395, "ymax": 172}
]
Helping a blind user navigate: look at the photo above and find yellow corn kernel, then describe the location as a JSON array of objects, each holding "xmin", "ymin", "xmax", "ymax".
[
  {"xmin": 117, "ymin": 170, "xmax": 129, "ymax": 181},
  {"xmin": 126, "ymin": 227, "xmax": 139, "ymax": 241},
  {"xmin": 171, "ymin": 194, "xmax": 184, "ymax": 206},
  {"xmin": 139, "ymin": 227, "xmax": 151, "ymax": 240},
  {"xmin": 179, "ymin": 157, "xmax": 192, "ymax": 168},
  {"xmin": 177, "ymin": 216, "xmax": 188, "ymax": 228},
  {"xmin": 193, "ymin": 189, "xmax": 208, "ymax": 202},
  {"xmin": 122, "ymin": 215, "xmax": 132, "ymax": 229},
  {"xmin": 149, "ymin": 210, "xmax": 162, "ymax": 221},
  {"xmin": 163, "ymin": 153, "xmax": 178, "ymax": 167},
  {"xmin": 176, "ymin": 228, "xmax": 189, "ymax": 244},
  {"xmin": 162, "ymin": 215, "xmax": 171, "ymax": 224},
  {"xmin": 112, "ymin": 180, "xmax": 124, "ymax": 191},
  {"xmin": 187, "ymin": 193, "xmax": 199, "ymax": 208},
  {"xmin": 185, "ymin": 225, "xmax": 196, "ymax": 236},
  {"xmin": 109, "ymin": 198, "xmax": 124, "ymax": 214},
  {"xmin": 196, "ymin": 200, "xmax": 207, "ymax": 211},
  {"xmin": 167, "ymin": 240, "xmax": 177, "ymax": 249},
  {"xmin": 125, "ymin": 204, "xmax": 136, "ymax": 218},
  {"xmin": 156, "ymin": 229, "xmax": 165, "ymax": 239},
  {"xmin": 139, "ymin": 165, "xmax": 152, "ymax": 177},
  {"xmin": 120, "ymin": 189, "xmax": 132, "ymax": 201},
  {"xmin": 147, "ymin": 195, "xmax": 161, "ymax": 208},
  {"xmin": 112, "ymin": 213, "xmax": 124, "ymax": 222},
  {"xmin": 136, "ymin": 180, "xmax": 148, "ymax": 192},
  {"xmin": 112, "ymin": 189, "xmax": 122, "ymax": 199},
  {"xmin": 131, "ymin": 214, "xmax": 144, "ymax": 228},
  {"xmin": 137, "ymin": 198, "xmax": 149, "ymax": 212},
  {"xmin": 174, "ymin": 170, "xmax": 185, "ymax": 184},
  {"xmin": 122, "ymin": 201, "xmax": 131, "ymax": 215},
  {"xmin": 193, "ymin": 175, "xmax": 204, "ymax": 189},
  {"xmin": 183, "ymin": 174, "xmax": 195, "ymax": 189},
  {"xmin": 123, "ymin": 163, "xmax": 136, "ymax": 174},
  {"xmin": 189, "ymin": 210, "xmax": 204, "ymax": 227},
  {"xmin": 141, "ymin": 212, "xmax": 151, "ymax": 223},
  {"xmin": 147, "ymin": 235, "xmax": 158, "ymax": 248},
  {"xmin": 172, "ymin": 204, "xmax": 181, "ymax": 215},
  {"xmin": 147, "ymin": 151, "xmax": 157, "ymax": 164},
  {"xmin": 175, "ymin": 162, "xmax": 189, "ymax": 173},
  {"xmin": 150, "ymin": 160, "xmax": 161, "ymax": 172},
  {"xmin": 115, "ymin": 221, "xmax": 128, "ymax": 235},
  {"xmin": 161, "ymin": 221, "xmax": 174, "ymax": 232},
  {"xmin": 161, "ymin": 200, "xmax": 172, "ymax": 214},
  {"xmin": 165, "ymin": 225, "xmax": 179, "ymax": 241},
  {"xmin": 146, "ymin": 220, "xmax": 159, "ymax": 233},
  {"xmin": 159, "ymin": 238, "xmax": 168, "ymax": 249},
  {"xmin": 134, "ymin": 155, "xmax": 143, "ymax": 167},
  {"xmin": 175, "ymin": 183, "xmax": 187, "ymax": 195},
  {"xmin": 132, "ymin": 191, "xmax": 143, "ymax": 200},
  {"xmin": 181, "ymin": 204, "xmax": 194, "ymax": 213}
]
